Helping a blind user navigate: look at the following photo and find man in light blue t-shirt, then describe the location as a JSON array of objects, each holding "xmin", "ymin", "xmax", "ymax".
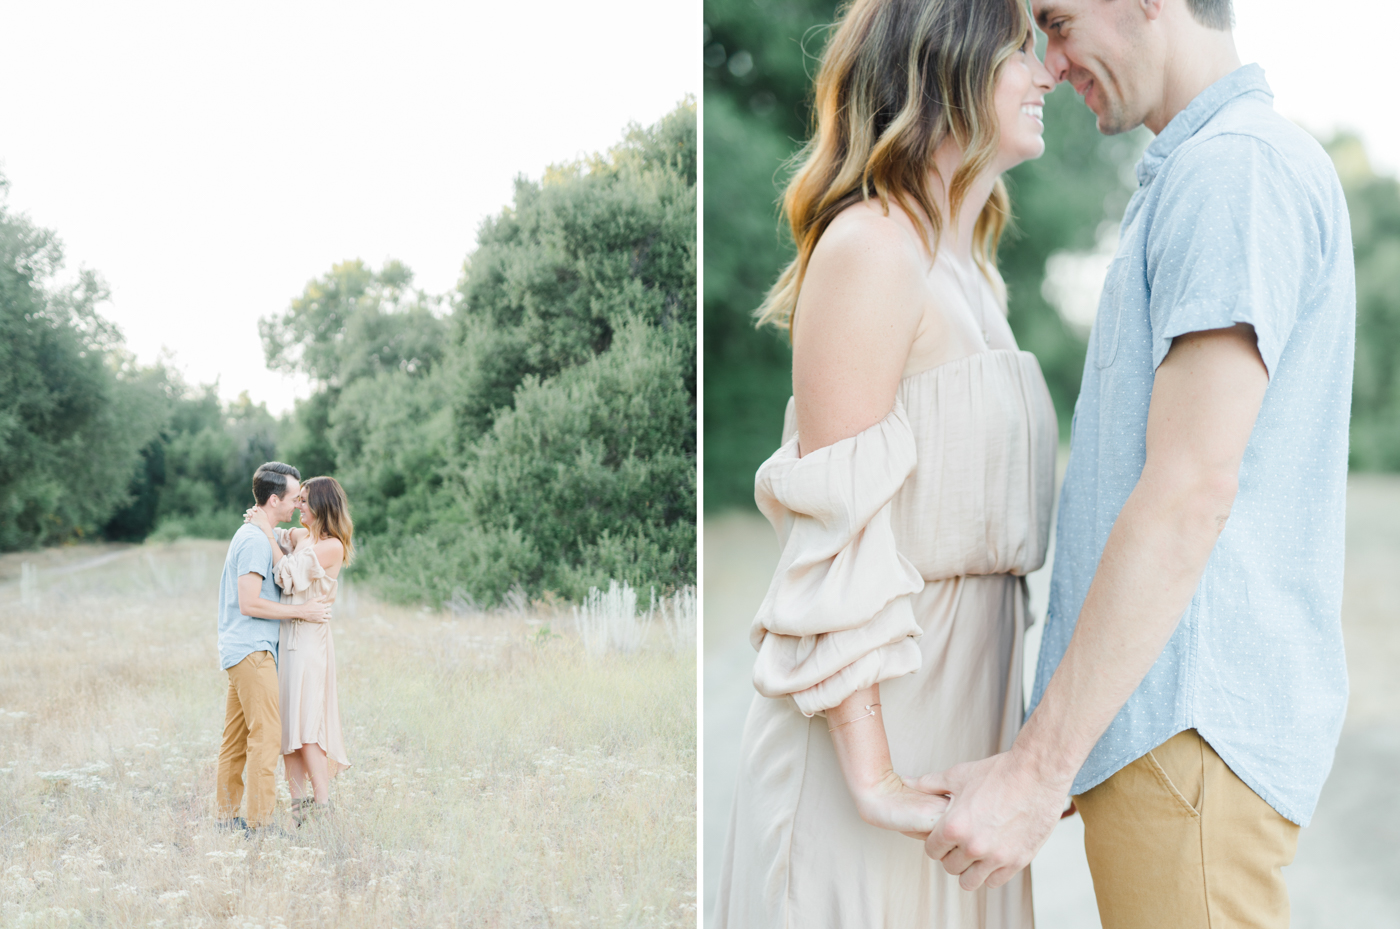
[
  {"xmin": 918, "ymin": 1, "xmax": 1353, "ymax": 926},
  {"xmin": 215, "ymin": 461, "xmax": 329, "ymax": 832}
]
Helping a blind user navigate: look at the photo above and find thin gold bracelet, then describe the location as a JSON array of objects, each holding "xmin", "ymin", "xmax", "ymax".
[{"xmin": 828, "ymin": 703, "xmax": 881, "ymax": 732}]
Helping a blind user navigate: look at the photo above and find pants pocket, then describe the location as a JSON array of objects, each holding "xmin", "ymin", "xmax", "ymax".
[{"xmin": 1144, "ymin": 731, "xmax": 1205, "ymax": 818}]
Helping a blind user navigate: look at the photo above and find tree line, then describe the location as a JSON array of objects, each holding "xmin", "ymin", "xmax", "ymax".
[{"xmin": 0, "ymin": 101, "xmax": 696, "ymax": 606}]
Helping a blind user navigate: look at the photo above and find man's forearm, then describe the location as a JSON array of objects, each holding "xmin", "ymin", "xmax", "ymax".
[
  {"xmin": 240, "ymin": 596, "xmax": 304, "ymax": 622},
  {"xmin": 1014, "ymin": 471, "xmax": 1233, "ymax": 785}
]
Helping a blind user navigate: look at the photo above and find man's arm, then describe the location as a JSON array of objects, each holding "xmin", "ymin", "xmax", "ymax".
[
  {"xmin": 236, "ymin": 572, "xmax": 329, "ymax": 623},
  {"xmin": 920, "ymin": 323, "xmax": 1269, "ymax": 890}
]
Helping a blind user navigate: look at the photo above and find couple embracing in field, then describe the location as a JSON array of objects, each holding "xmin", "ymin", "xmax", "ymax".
[
  {"xmin": 214, "ymin": 461, "xmax": 355, "ymax": 835},
  {"xmin": 716, "ymin": 0, "xmax": 1352, "ymax": 926}
]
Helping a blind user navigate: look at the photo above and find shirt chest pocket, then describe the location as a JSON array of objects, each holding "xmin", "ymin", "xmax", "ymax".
[{"xmin": 1094, "ymin": 255, "xmax": 1133, "ymax": 369}]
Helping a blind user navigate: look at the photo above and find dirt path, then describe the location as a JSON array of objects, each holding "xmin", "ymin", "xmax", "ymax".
[
  {"xmin": 0, "ymin": 542, "xmax": 137, "ymax": 587},
  {"xmin": 704, "ymin": 475, "xmax": 1400, "ymax": 927}
]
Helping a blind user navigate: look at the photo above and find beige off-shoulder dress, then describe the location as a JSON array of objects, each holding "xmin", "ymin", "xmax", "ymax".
[
  {"xmin": 714, "ymin": 349, "xmax": 1057, "ymax": 929},
  {"xmin": 273, "ymin": 530, "xmax": 351, "ymax": 775}
]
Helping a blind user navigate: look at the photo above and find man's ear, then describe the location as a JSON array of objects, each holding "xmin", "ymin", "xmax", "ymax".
[{"xmin": 1139, "ymin": 0, "xmax": 1166, "ymax": 21}]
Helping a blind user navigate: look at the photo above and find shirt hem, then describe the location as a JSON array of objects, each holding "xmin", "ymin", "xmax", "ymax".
[
  {"xmin": 220, "ymin": 645, "xmax": 279, "ymax": 672},
  {"xmin": 1071, "ymin": 728, "xmax": 1316, "ymax": 827}
]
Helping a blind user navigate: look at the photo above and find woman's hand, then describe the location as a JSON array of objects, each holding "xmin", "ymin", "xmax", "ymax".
[
  {"xmin": 825, "ymin": 684, "xmax": 951, "ymax": 840},
  {"xmin": 244, "ymin": 507, "xmax": 273, "ymax": 533},
  {"xmin": 851, "ymin": 769, "xmax": 951, "ymax": 839}
]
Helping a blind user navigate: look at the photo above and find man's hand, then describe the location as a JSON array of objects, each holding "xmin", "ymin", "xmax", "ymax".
[
  {"xmin": 915, "ymin": 749, "xmax": 1071, "ymax": 890},
  {"xmin": 297, "ymin": 598, "xmax": 331, "ymax": 624},
  {"xmin": 237, "ymin": 573, "xmax": 330, "ymax": 624}
]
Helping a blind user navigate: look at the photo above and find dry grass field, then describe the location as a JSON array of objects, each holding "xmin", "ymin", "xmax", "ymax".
[{"xmin": 0, "ymin": 540, "xmax": 696, "ymax": 928}]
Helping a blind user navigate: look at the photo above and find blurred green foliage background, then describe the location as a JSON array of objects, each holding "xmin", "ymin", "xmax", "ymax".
[
  {"xmin": 702, "ymin": 0, "xmax": 1400, "ymax": 511},
  {"xmin": 1, "ymin": 102, "xmax": 696, "ymax": 606}
]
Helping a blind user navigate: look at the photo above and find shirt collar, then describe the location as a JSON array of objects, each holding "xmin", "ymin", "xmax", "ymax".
[{"xmin": 1136, "ymin": 63, "xmax": 1273, "ymax": 187}]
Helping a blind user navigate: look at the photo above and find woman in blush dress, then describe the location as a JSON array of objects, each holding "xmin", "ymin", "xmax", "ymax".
[
  {"xmin": 246, "ymin": 475, "xmax": 353, "ymax": 826},
  {"xmin": 713, "ymin": 0, "xmax": 1057, "ymax": 925}
]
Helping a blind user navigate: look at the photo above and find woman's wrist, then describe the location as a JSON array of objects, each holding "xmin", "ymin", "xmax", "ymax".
[{"xmin": 826, "ymin": 686, "xmax": 895, "ymax": 795}]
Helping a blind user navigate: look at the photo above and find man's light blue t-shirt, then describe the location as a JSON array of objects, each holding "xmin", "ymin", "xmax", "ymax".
[
  {"xmin": 218, "ymin": 524, "xmax": 282, "ymax": 670},
  {"xmin": 1028, "ymin": 65, "xmax": 1355, "ymax": 827}
]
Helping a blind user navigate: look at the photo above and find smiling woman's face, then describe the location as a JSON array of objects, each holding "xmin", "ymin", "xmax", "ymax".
[
  {"xmin": 993, "ymin": 37, "xmax": 1055, "ymax": 171},
  {"xmin": 295, "ymin": 489, "xmax": 313, "ymax": 527}
]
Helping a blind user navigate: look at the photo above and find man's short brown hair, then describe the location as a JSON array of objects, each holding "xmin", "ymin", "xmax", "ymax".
[
  {"xmin": 252, "ymin": 461, "xmax": 301, "ymax": 506},
  {"xmin": 1185, "ymin": 0, "xmax": 1232, "ymax": 30}
]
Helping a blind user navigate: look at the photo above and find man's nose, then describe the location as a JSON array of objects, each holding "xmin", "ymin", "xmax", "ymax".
[{"xmin": 1043, "ymin": 42, "xmax": 1071, "ymax": 85}]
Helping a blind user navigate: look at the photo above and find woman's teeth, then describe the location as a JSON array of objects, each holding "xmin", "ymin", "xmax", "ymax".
[{"xmin": 1022, "ymin": 103, "xmax": 1043, "ymax": 122}]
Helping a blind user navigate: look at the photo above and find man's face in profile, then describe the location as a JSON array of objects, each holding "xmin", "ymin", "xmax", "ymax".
[
  {"xmin": 1033, "ymin": 0, "xmax": 1152, "ymax": 135},
  {"xmin": 268, "ymin": 477, "xmax": 302, "ymax": 524}
]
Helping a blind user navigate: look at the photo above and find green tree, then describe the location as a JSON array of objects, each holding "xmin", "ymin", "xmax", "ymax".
[
  {"xmin": 0, "ymin": 178, "xmax": 165, "ymax": 549},
  {"xmin": 265, "ymin": 101, "xmax": 698, "ymax": 606},
  {"xmin": 1329, "ymin": 134, "xmax": 1400, "ymax": 469}
]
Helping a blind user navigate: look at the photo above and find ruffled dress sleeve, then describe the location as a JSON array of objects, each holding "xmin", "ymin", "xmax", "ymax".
[
  {"xmin": 273, "ymin": 541, "xmax": 328, "ymax": 601},
  {"xmin": 750, "ymin": 400, "xmax": 926, "ymax": 717}
]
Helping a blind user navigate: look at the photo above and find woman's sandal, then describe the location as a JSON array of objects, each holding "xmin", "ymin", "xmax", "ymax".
[
  {"xmin": 291, "ymin": 797, "xmax": 317, "ymax": 828},
  {"xmin": 294, "ymin": 798, "xmax": 334, "ymax": 828}
]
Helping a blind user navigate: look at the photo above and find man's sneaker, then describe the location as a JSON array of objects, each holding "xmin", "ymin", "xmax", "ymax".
[{"xmin": 216, "ymin": 817, "xmax": 249, "ymax": 833}]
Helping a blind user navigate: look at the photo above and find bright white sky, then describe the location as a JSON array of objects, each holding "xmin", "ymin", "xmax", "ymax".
[
  {"xmin": 0, "ymin": 1, "xmax": 697, "ymax": 414},
  {"xmin": 1233, "ymin": 0, "xmax": 1397, "ymax": 168}
]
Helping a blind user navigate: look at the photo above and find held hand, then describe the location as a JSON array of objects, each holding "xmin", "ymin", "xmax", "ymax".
[
  {"xmin": 850, "ymin": 768, "xmax": 952, "ymax": 840},
  {"xmin": 298, "ymin": 598, "xmax": 331, "ymax": 624},
  {"xmin": 915, "ymin": 749, "xmax": 1070, "ymax": 891},
  {"xmin": 244, "ymin": 507, "xmax": 273, "ymax": 533}
]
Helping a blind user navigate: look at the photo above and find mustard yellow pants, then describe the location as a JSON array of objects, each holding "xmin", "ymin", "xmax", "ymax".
[
  {"xmin": 216, "ymin": 650, "xmax": 281, "ymax": 828},
  {"xmin": 1074, "ymin": 729, "xmax": 1301, "ymax": 929}
]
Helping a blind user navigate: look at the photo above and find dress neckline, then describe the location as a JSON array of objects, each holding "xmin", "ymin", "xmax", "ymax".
[{"xmin": 900, "ymin": 348, "xmax": 1033, "ymax": 384}]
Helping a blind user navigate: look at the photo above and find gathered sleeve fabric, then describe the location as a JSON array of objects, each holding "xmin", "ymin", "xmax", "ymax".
[
  {"xmin": 750, "ymin": 400, "xmax": 926, "ymax": 717},
  {"xmin": 273, "ymin": 540, "xmax": 328, "ymax": 602},
  {"xmin": 272, "ymin": 528, "xmax": 293, "ymax": 556}
]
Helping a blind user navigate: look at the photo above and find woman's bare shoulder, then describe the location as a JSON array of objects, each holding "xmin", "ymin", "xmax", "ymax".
[
  {"xmin": 808, "ymin": 201, "xmax": 927, "ymax": 285},
  {"xmin": 798, "ymin": 202, "xmax": 928, "ymax": 339},
  {"xmin": 313, "ymin": 537, "xmax": 344, "ymax": 565},
  {"xmin": 791, "ymin": 201, "xmax": 932, "ymax": 451}
]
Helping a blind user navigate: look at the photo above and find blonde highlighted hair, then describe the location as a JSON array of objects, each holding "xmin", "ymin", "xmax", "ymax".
[
  {"xmin": 302, "ymin": 476, "xmax": 355, "ymax": 566},
  {"xmin": 756, "ymin": 0, "xmax": 1032, "ymax": 330}
]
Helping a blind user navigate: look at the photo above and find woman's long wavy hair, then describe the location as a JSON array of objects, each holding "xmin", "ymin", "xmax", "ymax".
[
  {"xmin": 756, "ymin": 0, "xmax": 1033, "ymax": 331},
  {"xmin": 301, "ymin": 476, "xmax": 355, "ymax": 566}
]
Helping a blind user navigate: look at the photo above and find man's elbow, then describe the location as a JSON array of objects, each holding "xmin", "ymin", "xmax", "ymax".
[{"xmin": 1146, "ymin": 466, "xmax": 1239, "ymax": 532}]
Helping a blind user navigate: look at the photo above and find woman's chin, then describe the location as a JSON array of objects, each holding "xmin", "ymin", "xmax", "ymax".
[{"xmin": 996, "ymin": 140, "xmax": 1047, "ymax": 172}]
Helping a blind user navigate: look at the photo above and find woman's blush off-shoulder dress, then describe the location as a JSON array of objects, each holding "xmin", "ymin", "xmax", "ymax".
[
  {"xmin": 273, "ymin": 530, "xmax": 351, "ymax": 776},
  {"xmin": 714, "ymin": 349, "xmax": 1057, "ymax": 929}
]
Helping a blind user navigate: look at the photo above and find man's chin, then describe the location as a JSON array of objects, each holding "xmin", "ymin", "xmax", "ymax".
[{"xmin": 1093, "ymin": 105, "xmax": 1137, "ymax": 137}]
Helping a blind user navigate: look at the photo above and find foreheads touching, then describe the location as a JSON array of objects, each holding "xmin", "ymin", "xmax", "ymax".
[{"xmin": 252, "ymin": 461, "xmax": 302, "ymax": 513}]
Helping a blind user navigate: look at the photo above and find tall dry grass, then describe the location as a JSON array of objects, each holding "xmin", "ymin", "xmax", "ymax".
[{"xmin": 0, "ymin": 540, "xmax": 696, "ymax": 928}]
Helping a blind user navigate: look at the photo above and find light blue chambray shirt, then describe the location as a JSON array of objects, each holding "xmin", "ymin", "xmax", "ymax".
[
  {"xmin": 217, "ymin": 524, "xmax": 282, "ymax": 671},
  {"xmin": 1028, "ymin": 65, "xmax": 1355, "ymax": 826}
]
